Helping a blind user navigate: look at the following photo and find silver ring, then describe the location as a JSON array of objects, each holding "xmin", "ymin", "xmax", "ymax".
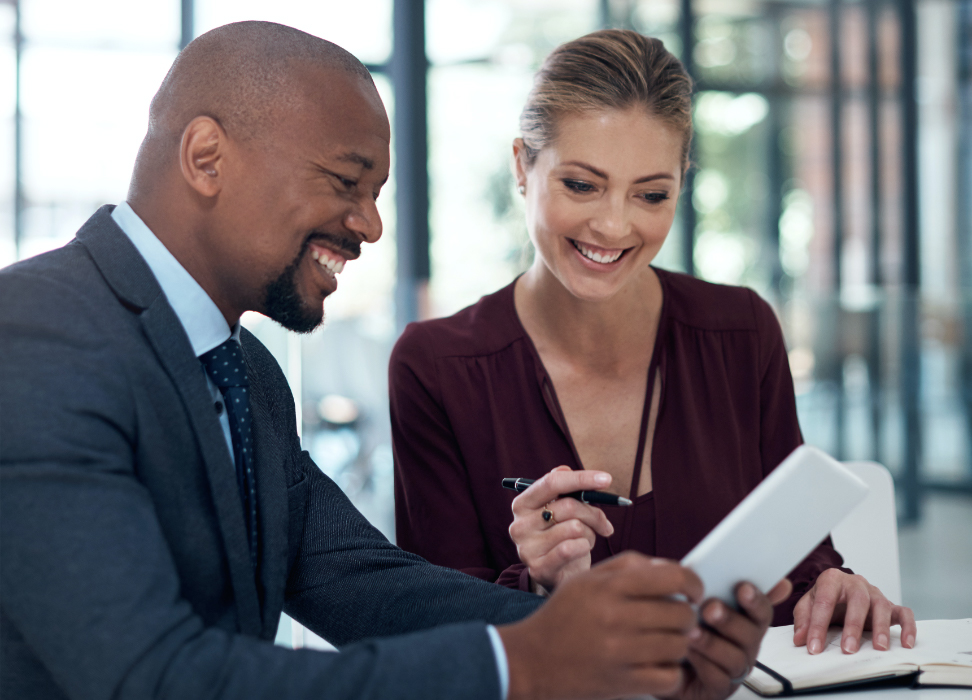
[{"xmin": 730, "ymin": 664, "xmax": 753, "ymax": 684}]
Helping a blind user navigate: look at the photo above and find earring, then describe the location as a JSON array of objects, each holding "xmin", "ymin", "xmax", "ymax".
[{"xmin": 517, "ymin": 185, "xmax": 525, "ymax": 195}]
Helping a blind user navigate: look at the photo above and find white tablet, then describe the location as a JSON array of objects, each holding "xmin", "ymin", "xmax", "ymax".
[{"xmin": 680, "ymin": 445, "xmax": 869, "ymax": 606}]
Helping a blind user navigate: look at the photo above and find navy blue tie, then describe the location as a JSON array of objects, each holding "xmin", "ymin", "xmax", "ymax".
[{"xmin": 200, "ymin": 340, "xmax": 258, "ymax": 568}]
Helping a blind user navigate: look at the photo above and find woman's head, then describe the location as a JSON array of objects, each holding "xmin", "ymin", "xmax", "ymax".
[
  {"xmin": 513, "ymin": 31, "xmax": 693, "ymax": 303},
  {"xmin": 519, "ymin": 29, "xmax": 693, "ymax": 172}
]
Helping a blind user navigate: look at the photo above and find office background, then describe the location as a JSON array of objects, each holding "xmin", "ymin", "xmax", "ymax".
[{"xmin": 1, "ymin": 0, "xmax": 968, "ymax": 636}]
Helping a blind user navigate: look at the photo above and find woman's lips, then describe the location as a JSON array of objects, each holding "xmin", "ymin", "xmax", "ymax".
[{"xmin": 569, "ymin": 238, "xmax": 629, "ymax": 267}]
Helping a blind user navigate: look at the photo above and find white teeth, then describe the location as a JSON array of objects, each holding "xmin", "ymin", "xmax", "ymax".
[
  {"xmin": 574, "ymin": 240, "xmax": 623, "ymax": 264},
  {"xmin": 313, "ymin": 250, "xmax": 346, "ymax": 275}
]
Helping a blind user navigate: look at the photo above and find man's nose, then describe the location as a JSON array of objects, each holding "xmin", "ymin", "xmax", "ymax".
[{"xmin": 346, "ymin": 197, "xmax": 383, "ymax": 245}]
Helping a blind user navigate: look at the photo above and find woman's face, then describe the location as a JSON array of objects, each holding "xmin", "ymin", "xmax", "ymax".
[{"xmin": 515, "ymin": 107, "xmax": 683, "ymax": 302}]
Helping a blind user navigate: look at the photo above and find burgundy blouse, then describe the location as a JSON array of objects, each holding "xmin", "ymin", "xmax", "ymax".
[{"xmin": 390, "ymin": 269, "xmax": 846, "ymax": 625}]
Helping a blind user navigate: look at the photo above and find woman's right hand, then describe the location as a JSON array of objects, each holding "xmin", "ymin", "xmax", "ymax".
[{"xmin": 508, "ymin": 465, "xmax": 617, "ymax": 592}]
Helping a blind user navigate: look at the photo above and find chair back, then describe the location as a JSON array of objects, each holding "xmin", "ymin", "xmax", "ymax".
[{"xmin": 829, "ymin": 461, "xmax": 902, "ymax": 605}]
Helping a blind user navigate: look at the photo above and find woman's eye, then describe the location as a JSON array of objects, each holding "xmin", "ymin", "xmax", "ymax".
[
  {"xmin": 563, "ymin": 179, "xmax": 595, "ymax": 193},
  {"xmin": 642, "ymin": 192, "xmax": 669, "ymax": 204}
]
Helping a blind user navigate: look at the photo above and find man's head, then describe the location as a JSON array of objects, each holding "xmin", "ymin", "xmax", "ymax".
[{"xmin": 129, "ymin": 21, "xmax": 390, "ymax": 332}]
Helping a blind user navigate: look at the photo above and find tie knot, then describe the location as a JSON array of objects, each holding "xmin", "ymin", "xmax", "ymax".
[{"xmin": 200, "ymin": 339, "xmax": 249, "ymax": 389}]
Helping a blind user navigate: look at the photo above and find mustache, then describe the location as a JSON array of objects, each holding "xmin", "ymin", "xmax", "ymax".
[{"xmin": 305, "ymin": 231, "xmax": 361, "ymax": 260}]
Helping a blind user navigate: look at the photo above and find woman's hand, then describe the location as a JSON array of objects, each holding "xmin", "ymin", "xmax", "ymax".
[
  {"xmin": 793, "ymin": 568, "xmax": 917, "ymax": 654},
  {"xmin": 509, "ymin": 465, "xmax": 615, "ymax": 592},
  {"xmin": 663, "ymin": 579, "xmax": 793, "ymax": 700}
]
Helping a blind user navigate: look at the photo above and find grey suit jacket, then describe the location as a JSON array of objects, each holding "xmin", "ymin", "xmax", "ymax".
[{"xmin": 0, "ymin": 207, "xmax": 543, "ymax": 700}]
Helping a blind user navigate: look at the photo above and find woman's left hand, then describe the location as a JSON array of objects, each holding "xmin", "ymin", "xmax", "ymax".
[{"xmin": 793, "ymin": 568, "xmax": 917, "ymax": 655}]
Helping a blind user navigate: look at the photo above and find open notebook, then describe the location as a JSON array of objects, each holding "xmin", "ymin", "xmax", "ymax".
[{"xmin": 746, "ymin": 619, "xmax": 972, "ymax": 695}]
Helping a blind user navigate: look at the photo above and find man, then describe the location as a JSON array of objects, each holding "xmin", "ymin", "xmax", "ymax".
[{"xmin": 1, "ymin": 21, "xmax": 783, "ymax": 700}]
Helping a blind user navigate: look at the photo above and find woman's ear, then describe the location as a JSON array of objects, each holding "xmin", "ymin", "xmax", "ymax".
[
  {"xmin": 512, "ymin": 137, "xmax": 528, "ymax": 194},
  {"xmin": 180, "ymin": 116, "xmax": 226, "ymax": 198}
]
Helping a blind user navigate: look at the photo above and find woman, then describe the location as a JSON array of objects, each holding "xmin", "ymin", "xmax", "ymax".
[{"xmin": 391, "ymin": 29, "xmax": 913, "ymax": 658}]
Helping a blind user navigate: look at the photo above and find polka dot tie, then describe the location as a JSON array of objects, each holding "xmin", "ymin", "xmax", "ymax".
[{"xmin": 200, "ymin": 340, "xmax": 258, "ymax": 569}]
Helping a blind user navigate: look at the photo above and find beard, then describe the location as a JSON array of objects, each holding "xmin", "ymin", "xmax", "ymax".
[{"xmin": 262, "ymin": 243, "xmax": 325, "ymax": 334}]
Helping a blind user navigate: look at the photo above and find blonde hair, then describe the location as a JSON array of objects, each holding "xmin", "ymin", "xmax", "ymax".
[{"xmin": 520, "ymin": 29, "xmax": 693, "ymax": 171}]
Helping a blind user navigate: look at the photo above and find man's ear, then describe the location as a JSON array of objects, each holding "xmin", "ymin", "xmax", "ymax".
[{"xmin": 180, "ymin": 116, "xmax": 225, "ymax": 197}]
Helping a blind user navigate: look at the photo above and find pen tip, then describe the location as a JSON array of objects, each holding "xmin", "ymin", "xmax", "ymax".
[{"xmin": 619, "ymin": 497, "xmax": 633, "ymax": 506}]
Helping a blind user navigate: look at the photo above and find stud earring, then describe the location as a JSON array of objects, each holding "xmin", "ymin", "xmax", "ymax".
[{"xmin": 517, "ymin": 185, "xmax": 525, "ymax": 195}]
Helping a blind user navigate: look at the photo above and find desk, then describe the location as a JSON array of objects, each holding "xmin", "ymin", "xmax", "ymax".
[{"xmin": 730, "ymin": 686, "xmax": 970, "ymax": 699}]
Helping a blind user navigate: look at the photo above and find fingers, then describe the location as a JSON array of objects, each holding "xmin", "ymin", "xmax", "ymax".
[
  {"xmin": 512, "ymin": 467, "xmax": 612, "ymax": 509},
  {"xmin": 792, "ymin": 590, "xmax": 812, "ymax": 647},
  {"xmin": 865, "ymin": 593, "xmax": 894, "ymax": 651},
  {"xmin": 594, "ymin": 552, "xmax": 705, "ymax": 604},
  {"xmin": 803, "ymin": 569, "xmax": 843, "ymax": 654},
  {"xmin": 540, "ymin": 496, "xmax": 614, "ymax": 538},
  {"xmin": 735, "ymin": 582, "xmax": 776, "ymax": 630},
  {"xmin": 767, "ymin": 578, "xmax": 793, "ymax": 606},
  {"xmin": 893, "ymin": 605, "xmax": 917, "ymax": 648},
  {"xmin": 837, "ymin": 577, "xmax": 872, "ymax": 654}
]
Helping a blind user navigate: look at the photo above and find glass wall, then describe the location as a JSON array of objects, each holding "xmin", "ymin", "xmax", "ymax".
[{"xmin": 3, "ymin": 0, "xmax": 970, "ymax": 623}]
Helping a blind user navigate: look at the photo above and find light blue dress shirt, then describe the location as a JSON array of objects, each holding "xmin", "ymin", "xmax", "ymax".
[{"xmin": 109, "ymin": 202, "xmax": 511, "ymax": 699}]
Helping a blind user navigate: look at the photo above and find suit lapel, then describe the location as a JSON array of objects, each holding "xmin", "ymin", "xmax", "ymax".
[
  {"xmin": 243, "ymin": 347, "xmax": 289, "ymax": 637},
  {"xmin": 78, "ymin": 207, "xmax": 262, "ymax": 637}
]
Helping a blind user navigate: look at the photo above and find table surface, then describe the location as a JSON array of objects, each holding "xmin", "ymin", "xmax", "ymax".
[{"xmin": 729, "ymin": 685, "xmax": 970, "ymax": 699}]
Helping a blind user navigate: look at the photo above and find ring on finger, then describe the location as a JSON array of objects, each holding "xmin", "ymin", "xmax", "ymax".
[
  {"xmin": 541, "ymin": 504, "xmax": 557, "ymax": 524},
  {"xmin": 730, "ymin": 664, "xmax": 753, "ymax": 684}
]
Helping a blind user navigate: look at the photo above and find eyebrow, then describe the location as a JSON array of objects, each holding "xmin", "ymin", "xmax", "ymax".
[
  {"xmin": 337, "ymin": 152, "xmax": 375, "ymax": 170},
  {"xmin": 561, "ymin": 160, "xmax": 675, "ymax": 184}
]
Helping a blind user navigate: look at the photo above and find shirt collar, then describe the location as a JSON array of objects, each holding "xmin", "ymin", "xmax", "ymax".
[{"xmin": 111, "ymin": 201, "xmax": 238, "ymax": 356}]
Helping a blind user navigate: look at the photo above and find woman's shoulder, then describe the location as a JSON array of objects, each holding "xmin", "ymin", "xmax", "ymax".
[
  {"xmin": 392, "ymin": 279, "xmax": 525, "ymax": 364},
  {"xmin": 656, "ymin": 267, "xmax": 777, "ymax": 333}
]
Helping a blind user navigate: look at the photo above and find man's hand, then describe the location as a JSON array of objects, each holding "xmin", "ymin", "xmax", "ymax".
[
  {"xmin": 664, "ymin": 579, "xmax": 792, "ymax": 700},
  {"xmin": 793, "ymin": 568, "xmax": 916, "ymax": 655},
  {"xmin": 498, "ymin": 552, "xmax": 703, "ymax": 700}
]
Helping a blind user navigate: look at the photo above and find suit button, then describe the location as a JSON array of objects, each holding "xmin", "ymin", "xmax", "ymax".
[{"xmin": 214, "ymin": 401, "xmax": 224, "ymax": 415}]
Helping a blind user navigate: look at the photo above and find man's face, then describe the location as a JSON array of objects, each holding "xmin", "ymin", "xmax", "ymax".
[{"xmin": 207, "ymin": 67, "xmax": 391, "ymax": 332}]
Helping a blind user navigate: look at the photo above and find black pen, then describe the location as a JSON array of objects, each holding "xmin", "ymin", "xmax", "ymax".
[{"xmin": 501, "ymin": 477, "xmax": 633, "ymax": 506}]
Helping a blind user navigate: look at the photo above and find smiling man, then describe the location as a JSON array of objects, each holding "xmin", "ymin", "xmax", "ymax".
[{"xmin": 0, "ymin": 21, "xmax": 713, "ymax": 700}]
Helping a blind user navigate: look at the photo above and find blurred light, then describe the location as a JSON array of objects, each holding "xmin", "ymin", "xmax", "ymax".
[
  {"xmin": 693, "ymin": 169, "xmax": 729, "ymax": 213},
  {"xmin": 783, "ymin": 28, "xmax": 812, "ymax": 61},
  {"xmin": 319, "ymin": 394, "xmax": 360, "ymax": 425},
  {"xmin": 788, "ymin": 347, "xmax": 815, "ymax": 383},
  {"xmin": 694, "ymin": 230, "xmax": 749, "ymax": 284},
  {"xmin": 695, "ymin": 92, "xmax": 769, "ymax": 136},
  {"xmin": 779, "ymin": 188, "xmax": 814, "ymax": 277}
]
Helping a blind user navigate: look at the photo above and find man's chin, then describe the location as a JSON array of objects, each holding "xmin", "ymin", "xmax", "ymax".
[{"xmin": 272, "ymin": 304, "xmax": 325, "ymax": 334}]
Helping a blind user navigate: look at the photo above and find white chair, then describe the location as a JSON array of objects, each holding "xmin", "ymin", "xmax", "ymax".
[{"xmin": 829, "ymin": 461, "xmax": 902, "ymax": 605}]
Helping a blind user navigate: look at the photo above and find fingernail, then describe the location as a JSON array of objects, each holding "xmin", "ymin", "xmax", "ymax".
[
  {"xmin": 594, "ymin": 473, "xmax": 610, "ymax": 485},
  {"xmin": 740, "ymin": 584, "xmax": 755, "ymax": 604},
  {"xmin": 842, "ymin": 637, "xmax": 858, "ymax": 654},
  {"xmin": 808, "ymin": 639, "xmax": 822, "ymax": 655},
  {"xmin": 689, "ymin": 627, "xmax": 702, "ymax": 642},
  {"xmin": 905, "ymin": 634, "xmax": 915, "ymax": 648},
  {"xmin": 876, "ymin": 633, "xmax": 888, "ymax": 650},
  {"xmin": 705, "ymin": 603, "xmax": 725, "ymax": 624}
]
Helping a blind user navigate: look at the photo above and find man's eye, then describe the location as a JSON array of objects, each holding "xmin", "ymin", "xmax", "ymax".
[
  {"xmin": 563, "ymin": 179, "xmax": 595, "ymax": 193},
  {"xmin": 337, "ymin": 175, "xmax": 357, "ymax": 190}
]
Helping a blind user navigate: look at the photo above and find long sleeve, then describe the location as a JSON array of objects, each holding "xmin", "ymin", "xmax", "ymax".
[
  {"xmin": 750, "ymin": 291, "xmax": 849, "ymax": 626},
  {"xmin": 0, "ymin": 263, "xmax": 542, "ymax": 700},
  {"xmin": 390, "ymin": 323, "xmax": 526, "ymax": 586}
]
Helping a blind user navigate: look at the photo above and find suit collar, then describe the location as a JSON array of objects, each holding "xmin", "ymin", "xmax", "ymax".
[
  {"xmin": 76, "ymin": 205, "xmax": 161, "ymax": 312},
  {"xmin": 77, "ymin": 207, "xmax": 264, "ymax": 636}
]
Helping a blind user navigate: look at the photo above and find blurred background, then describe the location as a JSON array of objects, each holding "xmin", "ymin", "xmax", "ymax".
[{"xmin": 1, "ymin": 0, "xmax": 968, "ymax": 637}]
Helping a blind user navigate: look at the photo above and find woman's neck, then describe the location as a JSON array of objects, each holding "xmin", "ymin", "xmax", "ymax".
[{"xmin": 514, "ymin": 261, "xmax": 663, "ymax": 375}]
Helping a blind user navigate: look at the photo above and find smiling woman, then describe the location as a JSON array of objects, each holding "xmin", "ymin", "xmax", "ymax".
[{"xmin": 390, "ymin": 28, "xmax": 912, "ymax": 698}]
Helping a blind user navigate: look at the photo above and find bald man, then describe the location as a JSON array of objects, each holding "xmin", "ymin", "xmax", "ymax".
[{"xmin": 0, "ymin": 21, "xmax": 747, "ymax": 700}]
